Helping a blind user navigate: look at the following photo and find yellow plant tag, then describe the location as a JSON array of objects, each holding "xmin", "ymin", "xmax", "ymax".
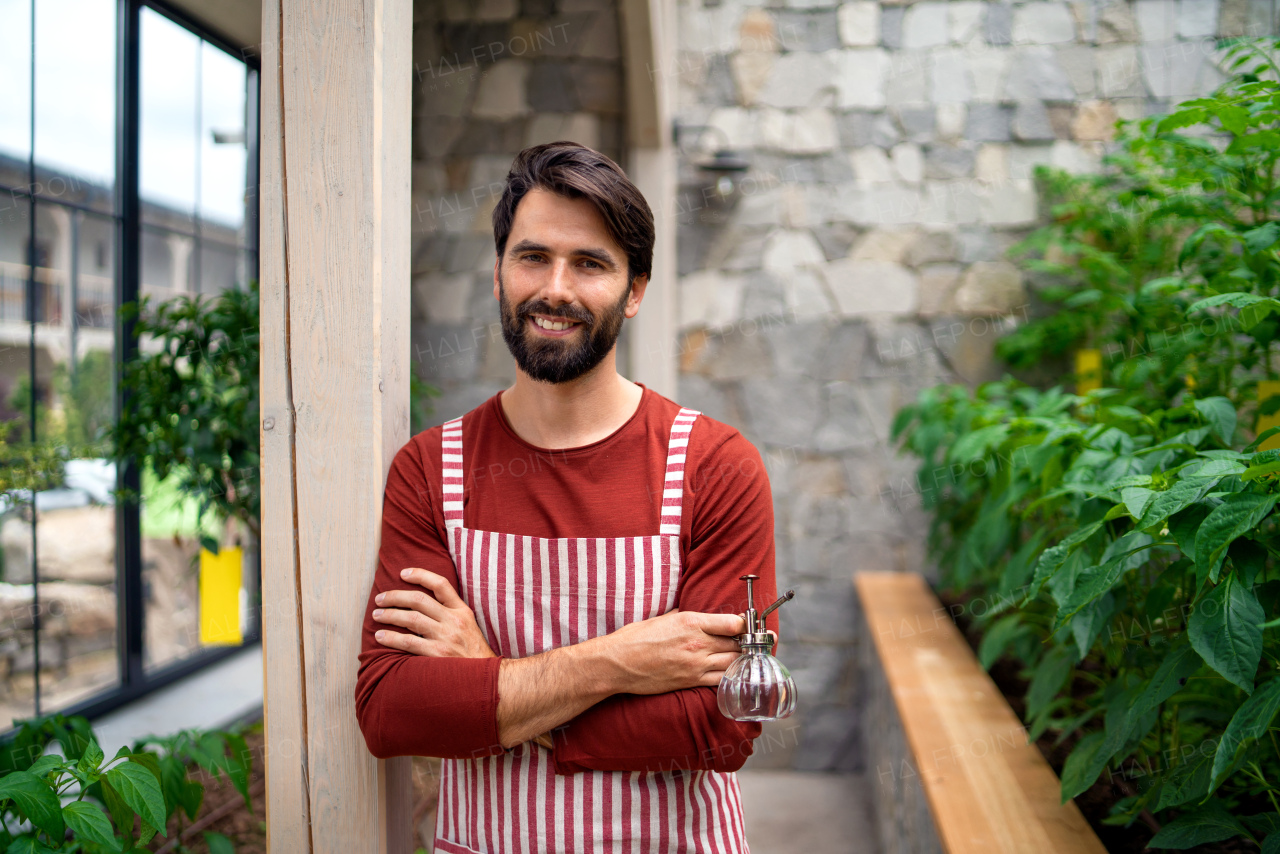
[
  {"xmin": 199, "ymin": 545, "xmax": 243, "ymax": 645},
  {"xmin": 1075, "ymin": 349, "xmax": 1102, "ymax": 394},
  {"xmin": 1257, "ymin": 381, "xmax": 1280, "ymax": 452}
]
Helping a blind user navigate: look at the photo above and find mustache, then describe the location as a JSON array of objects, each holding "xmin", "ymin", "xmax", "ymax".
[{"xmin": 516, "ymin": 299, "xmax": 593, "ymax": 326}]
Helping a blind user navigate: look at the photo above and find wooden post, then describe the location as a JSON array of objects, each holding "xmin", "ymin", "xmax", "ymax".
[
  {"xmin": 622, "ymin": 0, "xmax": 678, "ymax": 399},
  {"xmin": 259, "ymin": 0, "xmax": 413, "ymax": 850}
]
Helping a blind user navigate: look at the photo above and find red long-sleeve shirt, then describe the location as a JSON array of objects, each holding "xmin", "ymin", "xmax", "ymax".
[{"xmin": 354, "ymin": 383, "xmax": 779, "ymax": 775}]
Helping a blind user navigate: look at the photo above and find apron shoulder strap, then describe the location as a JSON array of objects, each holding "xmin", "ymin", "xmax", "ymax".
[
  {"xmin": 660, "ymin": 407, "xmax": 701, "ymax": 536},
  {"xmin": 441, "ymin": 415, "xmax": 465, "ymax": 533}
]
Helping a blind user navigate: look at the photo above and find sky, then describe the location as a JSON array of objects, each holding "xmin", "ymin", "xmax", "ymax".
[{"xmin": 0, "ymin": 0, "xmax": 248, "ymax": 228}]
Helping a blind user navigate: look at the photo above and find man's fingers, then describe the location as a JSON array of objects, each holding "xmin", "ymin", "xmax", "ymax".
[
  {"xmin": 376, "ymin": 589, "xmax": 447, "ymax": 621},
  {"xmin": 694, "ymin": 612, "xmax": 749, "ymax": 637},
  {"xmin": 401, "ymin": 568, "xmax": 467, "ymax": 608},
  {"xmin": 374, "ymin": 628, "xmax": 433, "ymax": 656},
  {"xmin": 706, "ymin": 651, "xmax": 739, "ymax": 671},
  {"xmin": 372, "ymin": 606, "xmax": 432, "ymax": 636}
]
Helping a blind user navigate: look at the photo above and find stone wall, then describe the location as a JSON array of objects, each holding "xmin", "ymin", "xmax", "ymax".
[
  {"xmin": 409, "ymin": 0, "xmax": 630, "ymax": 418},
  {"xmin": 669, "ymin": 0, "xmax": 1271, "ymax": 772}
]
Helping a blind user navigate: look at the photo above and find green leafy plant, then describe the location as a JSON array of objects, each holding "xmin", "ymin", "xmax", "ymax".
[
  {"xmin": 0, "ymin": 713, "xmax": 251, "ymax": 852},
  {"xmin": 894, "ymin": 39, "xmax": 1280, "ymax": 849}
]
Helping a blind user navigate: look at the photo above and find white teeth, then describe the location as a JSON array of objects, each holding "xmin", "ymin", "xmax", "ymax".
[{"xmin": 533, "ymin": 316, "xmax": 576, "ymax": 331}]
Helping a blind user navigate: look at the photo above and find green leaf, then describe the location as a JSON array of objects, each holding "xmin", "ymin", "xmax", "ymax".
[
  {"xmin": 1147, "ymin": 801, "xmax": 1251, "ymax": 849},
  {"xmin": 1025, "ymin": 522, "xmax": 1104, "ymax": 604},
  {"xmin": 1244, "ymin": 460, "xmax": 1280, "ymax": 481},
  {"xmin": 5, "ymin": 839, "xmax": 56, "ymax": 854},
  {"xmin": 0, "ymin": 771, "xmax": 65, "ymax": 841},
  {"xmin": 77, "ymin": 739, "xmax": 105, "ymax": 774},
  {"xmin": 1244, "ymin": 221, "xmax": 1280, "ymax": 254},
  {"xmin": 1263, "ymin": 835, "xmax": 1280, "ymax": 854},
  {"xmin": 63, "ymin": 801, "xmax": 120, "ymax": 851},
  {"xmin": 203, "ymin": 831, "xmax": 236, "ymax": 854},
  {"xmin": 101, "ymin": 777, "xmax": 136, "ymax": 849},
  {"xmin": 1189, "ymin": 574, "xmax": 1264, "ymax": 693},
  {"xmin": 1027, "ymin": 645, "xmax": 1075, "ymax": 723},
  {"xmin": 978, "ymin": 614, "xmax": 1024, "ymax": 670},
  {"xmin": 1130, "ymin": 640, "xmax": 1202, "ymax": 727},
  {"xmin": 1156, "ymin": 753, "xmax": 1213, "ymax": 811},
  {"xmin": 1247, "ymin": 426, "xmax": 1280, "ymax": 452},
  {"xmin": 1194, "ymin": 493, "xmax": 1279, "ymax": 582},
  {"xmin": 1230, "ymin": 538, "xmax": 1267, "ymax": 586},
  {"xmin": 1169, "ymin": 503, "xmax": 1212, "ymax": 556},
  {"xmin": 1122, "ymin": 487, "xmax": 1156, "ymax": 519},
  {"xmin": 1060, "ymin": 730, "xmax": 1107, "ymax": 803},
  {"xmin": 1054, "ymin": 534, "xmax": 1156, "ymax": 629},
  {"xmin": 1210, "ymin": 678, "xmax": 1280, "ymax": 793},
  {"xmin": 1195, "ymin": 397, "xmax": 1237, "ymax": 444},
  {"xmin": 105, "ymin": 761, "xmax": 167, "ymax": 832}
]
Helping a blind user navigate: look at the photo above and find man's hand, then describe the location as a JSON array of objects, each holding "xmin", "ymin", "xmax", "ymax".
[
  {"xmin": 371, "ymin": 568, "xmax": 496, "ymax": 659},
  {"xmin": 598, "ymin": 609, "xmax": 747, "ymax": 695}
]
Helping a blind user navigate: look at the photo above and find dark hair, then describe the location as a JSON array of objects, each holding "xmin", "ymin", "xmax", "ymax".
[{"xmin": 492, "ymin": 142, "xmax": 655, "ymax": 283}]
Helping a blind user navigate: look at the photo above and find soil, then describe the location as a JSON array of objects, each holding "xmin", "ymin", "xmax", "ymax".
[
  {"xmin": 141, "ymin": 723, "xmax": 443, "ymax": 853},
  {"xmin": 938, "ymin": 589, "xmax": 1260, "ymax": 854}
]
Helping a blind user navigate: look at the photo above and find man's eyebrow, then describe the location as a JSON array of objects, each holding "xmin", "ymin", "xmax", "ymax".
[{"xmin": 508, "ymin": 239, "xmax": 618, "ymax": 268}]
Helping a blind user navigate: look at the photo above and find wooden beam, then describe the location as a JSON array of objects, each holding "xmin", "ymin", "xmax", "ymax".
[
  {"xmin": 622, "ymin": 0, "xmax": 678, "ymax": 399},
  {"xmin": 259, "ymin": 0, "xmax": 413, "ymax": 850}
]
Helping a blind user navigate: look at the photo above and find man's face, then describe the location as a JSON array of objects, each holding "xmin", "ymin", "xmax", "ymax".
[{"xmin": 495, "ymin": 187, "xmax": 647, "ymax": 384}]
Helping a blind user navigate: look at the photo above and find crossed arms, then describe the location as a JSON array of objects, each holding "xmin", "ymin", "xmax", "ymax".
[{"xmin": 354, "ymin": 432, "xmax": 779, "ymax": 774}]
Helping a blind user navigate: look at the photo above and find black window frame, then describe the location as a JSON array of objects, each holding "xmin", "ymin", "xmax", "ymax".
[{"xmin": 0, "ymin": 0, "xmax": 262, "ymax": 727}]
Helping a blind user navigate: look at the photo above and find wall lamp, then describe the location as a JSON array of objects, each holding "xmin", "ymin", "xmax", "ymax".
[{"xmin": 672, "ymin": 121, "xmax": 750, "ymax": 205}]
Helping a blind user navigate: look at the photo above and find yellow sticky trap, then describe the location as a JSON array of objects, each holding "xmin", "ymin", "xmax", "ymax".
[
  {"xmin": 1075, "ymin": 349, "xmax": 1102, "ymax": 394},
  {"xmin": 200, "ymin": 546, "xmax": 243, "ymax": 645},
  {"xmin": 1257, "ymin": 381, "xmax": 1280, "ymax": 452}
]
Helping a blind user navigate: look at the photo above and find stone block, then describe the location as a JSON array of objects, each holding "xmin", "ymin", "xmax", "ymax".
[
  {"xmin": 812, "ymin": 223, "xmax": 861, "ymax": 261},
  {"xmin": 895, "ymin": 106, "xmax": 935, "ymax": 142},
  {"xmin": 786, "ymin": 270, "xmax": 838, "ymax": 321},
  {"xmin": 923, "ymin": 144, "xmax": 974, "ymax": 180},
  {"xmin": 930, "ymin": 48, "xmax": 970, "ymax": 104},
  {"xmin": 967, "ymin": 47, "xmax": 1010, "ymax": 101},
  {"xmin": 775, "ymin": 10, "xmax": 843, "ymax": 51},
  {"xmin": 948, "ymin": 1, "xmax": 987, "ymax": 42},
  {"xmin": 825, "ymin": 259, "xmax": 920, "ymax": 316},
  {"xmin": 524, "ymin": 112, "xmax": 601, "ymax": 149},
  {"xmin": 2, "ymin": 507, "xmax": 115, "ymax": 584},
  {"xmin": 1072, "ymin": 99, "xmax": 1119, "ymax": 140},
  {"xmin": 526, "ymin": 62, "xmax": 577, "ymax": 112},
  {"xmin": 815, "ymin": 382, "xmax": 883, "ymax": 451},
  {"xmin": 815, "ymin": 322, "xmax": 870, "ymax": 381},
  {"xmin": 1013, "ymin": 2, "xmax": 1077, "ymax": 43},
  {"xmin": 839, "ymin": 2, "xmax": 881, "ymax": 46},
  {"xmin": 850, "ymin": 146, "xmax": 895, "ymax": 185},
  {"xmin": 851, "ymin": 227, "xmax": 919, "ymax": 263},
  {"xmin": 415, "ymin": 272, "xmax": 474, "ymax": 324},
  {"xmin": 1055, "ymin": 44, "xmax": 1096, "ymax": 98},
  {"xmin": 906, "ymin": 229, "xmax": 959, "ymax": 266},
  {"xmin": 694, "ymin": 326, "xmax": 777, "ymax": 380},
  {"xmin": 965, "ymin": 103, "xmax": 1013, "ymax": 142},
  {"xmin": 759, "ymin": 108, "xmax": 839, "ymax": 154},
  {"xmin": 986, "ymin": 2, "xmax": 1013, "ymax": 44},
  {"xmin": 763, "ymin": 229, "xmax": 829, "ymax": 272},
  {"xmin": 1008, "ymin": 143, "xmax": 1054, "ymax": 180},
  {"xmin": 1013, "ymin": 100, "xmax": 1055, "ymax": 141},
  {"xmin": 936, "ymin": 103, "xmax": 968, "ymax": 141},
  {"xmin": 680, "ymin": 269, "xmax": 746, "ymax": 330},
  {"xmin": 837, "ymin": 110, "xmax": 900, "ymax": 148},
  {"xmin": 570, "ymin": 63, "xmax": 622, "ymax": 114},
  {"xmin": 979, "ymin": 179, "xmax": 1037, "ymax": 225},
  {"xmin": 1135, "ymin": 0, "xmax": 1178, "ymax": 39},
  {"xmin": 891, "ymin": 144, "xmax": 924, "ymax": 184},
  {"xmin": 675, "ymin": 374, "xmax": 736, "ymax": 428},
  {"xmin": 707, "ymin": 107, "xmax": 756, "ymax": 151},
  {"xmin": 834, "ymin": 49, "xmax": 891, "ymax": 108},
  {"xmin": 1218, "ymin": 0, "xmax": 1247, "ymax": 35},
  {"xmin": 917, "ymin": 263, "xmax": 962, "ymax": 315},
  {"xmin": 740, "ymin": 7, "xmax": 781, "ymax": 52},
  {"xmin": 902, "ymin": 2, "xmax": 950, "ymax": 48},
  {"xmin": 766, "ymin": 318, "xmax": 837, "ymax": 377},
  {"xmin": 730, "ymin": 50, "xmax": 777, "ymax": 107},
  {"xmin": 1097, "ymin": 44, "xmax": 1145, "ymax": 97},
  {"xmin": 740, "ymin": 376, "xmax": 822, "ymax": 447},
  {"xmin": 472, "ymin": 60, "xmax": 530, "ymax": 119},
  {"xmin": 1178, "ymin": 0, "xmax": 1220, "ymax": 35},
  {"xmin": 1051, "ymin": 138, "xmax": 1103, "ymax": 173},
  {"xmin": 1002, "ymin": 47, "xmax": 1076, "ymax": 100},
  {"xmin": 740, "ymin": 270, "xmax": 789, "ymax": 318},
  {"xmin": 1048, "ymin": 104, "xmax": 1075, "ymax": 138},
  {"xmin": 1140, "ymin": 39, "xmax": 1226, "ymax": 99},
  {"xmin": 886, "ymin": 51, "xmax": 928, "ymax": 106},
  {"xmin": 1097, "ymin": 0, "xmax": 1140, "ymax": 41},
  {"xmin": 577, "ymin": 9, "xmax": 621, "ymax": 60},
  {"xmin": 954, "ymin": 259, "xmax": 1027, "ymax": 313},
  {"xmin": 881, "ymin": 6, "xmax": 905, "ymax": 49},
  {"xmin": 758, "ymin": 52, "xmax": 840, "ymax": 108}
]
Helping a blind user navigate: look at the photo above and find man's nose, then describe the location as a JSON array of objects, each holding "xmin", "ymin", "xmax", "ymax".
[{"xmin": 541, "ymin": 258, "xmax": 575, "ymax": 306}]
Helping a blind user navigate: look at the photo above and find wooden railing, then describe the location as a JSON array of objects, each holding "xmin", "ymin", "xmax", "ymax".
[{"xmin": 856, "ymin": 571, "xmax": 1107, "ymax": 854}]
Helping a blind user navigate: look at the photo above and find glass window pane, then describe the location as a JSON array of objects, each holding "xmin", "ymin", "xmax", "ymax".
[
  {"xmin": 200, "ymin": 43, "xmax": 247, "ymax": 233},
  {"xmin": 33, "ymin": 0, "xmax": 116, "ymax": 212},
  {"xmin": 74, "ymin": 212, "xmax": 113, "ymax": 329},
  {"xmin": 198, "ymin": 242, "xmax": 239, "ymax": 295},
  {"xmin": 140, "ymin": 8, "xmax": 198, "ymax": 229},
  {"xmin": 0, "ymin": 201, "xmax": 30, "ymax": 325},
  {"xmin": 0, "ymin": 0, "xmax": 33, "ymax": 166},
  {"xmin": 140, "ymin": 226, "xmax": 192, "ymax": 304}
]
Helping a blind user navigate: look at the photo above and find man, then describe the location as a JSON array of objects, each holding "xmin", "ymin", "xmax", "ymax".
[{"xmin": 355, "ymin": 141, "xmax": 779, "ymax": 853}]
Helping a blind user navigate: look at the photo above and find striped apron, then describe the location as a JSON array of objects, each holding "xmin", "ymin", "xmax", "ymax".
[{"xmin": 433, "ymin": 406, "xmax": 750, "ymax": 854}]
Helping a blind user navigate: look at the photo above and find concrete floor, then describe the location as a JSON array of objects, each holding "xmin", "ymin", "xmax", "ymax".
[{"xmin": 738, "ymin": 771, "xmax": 882, "ymax": 854}]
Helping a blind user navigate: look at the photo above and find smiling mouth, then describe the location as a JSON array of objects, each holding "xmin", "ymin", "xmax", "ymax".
[{"xmin": 530, "ymin": 315, "xmax": 582, "ymax": 332}]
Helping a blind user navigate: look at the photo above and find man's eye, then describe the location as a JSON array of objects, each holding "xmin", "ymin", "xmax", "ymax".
[
  {"xmin": 581, "ymin": 259, "xmax": 601, "ymax": 269},
  {"xmin": 522, "ymin": 253, "xmax": 544, "ymax": 262}
]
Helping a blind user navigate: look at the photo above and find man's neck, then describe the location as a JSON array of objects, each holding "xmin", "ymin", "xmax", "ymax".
[{"xmin": 499, "ymin": 355, "xmax": 644, "ymax": 450}]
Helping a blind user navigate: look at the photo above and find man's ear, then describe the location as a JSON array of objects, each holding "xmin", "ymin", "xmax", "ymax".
[
  {"xmin": 625, "ymin": 274, "xmax": 649, "ymax": 318},
  {"xmin": 492, "ymin": 256, "xmax": 501, "ymax": 301}
]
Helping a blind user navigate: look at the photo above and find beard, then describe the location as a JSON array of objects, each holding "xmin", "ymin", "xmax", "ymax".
[{"xmin": 498, "ymin": 270, "xmax": 631, "ymax": 384}]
